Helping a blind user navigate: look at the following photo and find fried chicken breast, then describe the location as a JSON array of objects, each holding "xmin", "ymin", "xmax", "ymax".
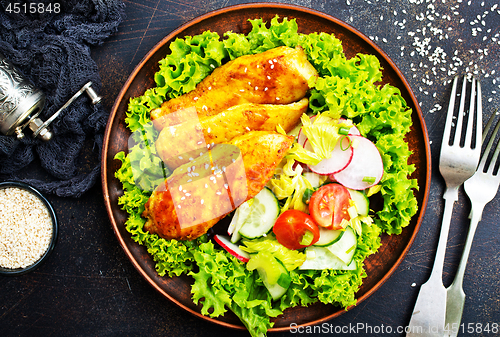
[
  {"xmin": 155, "ymin": 98, "xmax": 308, "ymax": 170},
  {"xmin": 142, "ymin": 131, "xmax": 294, "ymax": 241},
  {"xmin": 150, "ymin": 46, "xmax": 318, "ymax": 130}
]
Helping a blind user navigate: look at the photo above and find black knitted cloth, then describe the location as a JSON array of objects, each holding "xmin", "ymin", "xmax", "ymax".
[{"xmin": 0, "ymin": 0, "xmax": 125, "ymax": 197}]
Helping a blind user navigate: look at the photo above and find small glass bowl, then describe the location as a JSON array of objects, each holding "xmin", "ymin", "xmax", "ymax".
[{"xmin": 0, "ymin": 181, "xmax": 58, "ymax": 276}]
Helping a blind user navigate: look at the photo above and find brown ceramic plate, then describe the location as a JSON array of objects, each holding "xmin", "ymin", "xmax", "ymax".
[{"xmin": 102, "ymin": 3, "xmax": 431, "ymax": 332}]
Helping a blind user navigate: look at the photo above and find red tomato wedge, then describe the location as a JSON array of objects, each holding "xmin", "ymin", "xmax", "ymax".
[
  {"xmin": 309, "ymin": 183, "xmax": 351, "ymax": 230},
  {"xmin": 273, "ymin": 210, "xmax": 320, "ymax": 250}
]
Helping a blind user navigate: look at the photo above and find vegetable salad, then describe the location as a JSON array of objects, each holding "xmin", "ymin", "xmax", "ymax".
[{"xmin": 115, "ymin": 16, "xmax": 418, "ymax": 337}]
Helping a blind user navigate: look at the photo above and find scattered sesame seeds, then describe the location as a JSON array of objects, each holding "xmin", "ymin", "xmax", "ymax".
[{"xmin": 346, "ymin": 0, "xmax": 499, "ymax": 109}]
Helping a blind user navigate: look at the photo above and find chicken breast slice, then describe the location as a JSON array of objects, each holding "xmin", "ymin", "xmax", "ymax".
[
  {"xmin": 155, "ymin": 98, "xmax": 308, "ymax": 170},
  {"xmin": 150, "ymin": 46, "xmax": 318, "ymax": 130},
  {"xmin": 142, "ymin": 131, "xmax": 294, "ymax": 241}
]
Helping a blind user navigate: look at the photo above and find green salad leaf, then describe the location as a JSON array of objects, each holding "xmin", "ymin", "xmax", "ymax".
[
  {"xmin": 242, "ymin": 235, "xmax": 306, "ymax": 271},
  {"xmin": 114, "ymin": 15, "xmax": 418, "ymax": 336}
]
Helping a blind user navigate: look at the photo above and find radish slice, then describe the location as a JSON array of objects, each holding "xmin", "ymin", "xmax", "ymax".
[
  {"xmin": 346, "ymin": 125, "xmax": 360, "ymax": 136},
  {"xmin": 332, "ymin": 135, "xmax": 384, "ymax": 190},
  {"xmin": 297, "ymin": 115, "xmax": 317, "ymax": 146},
  {"xmin": 297, "ymin": 129, "xmax": 307, "ymax": 147},
  {"xmin": 214, "ymin": 235, "xmax": 250, "ymax": 263},
  {"xmin": 306, "ymin": 137, "xmax": 354, "ymax": 175}
]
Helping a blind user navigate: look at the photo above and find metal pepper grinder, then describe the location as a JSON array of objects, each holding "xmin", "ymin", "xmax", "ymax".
[{"xmin": 0, "ymin": 53, "xmax": 101, "ymax": 141}]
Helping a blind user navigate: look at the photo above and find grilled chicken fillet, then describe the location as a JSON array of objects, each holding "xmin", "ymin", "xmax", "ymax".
[
  {"xmin": 155, "ymin": 98, "xmax": 308, "ymax": 170},
  {"xmin": 150, "ymin": 46, "xmax": 318, "ymax": 130},
  {"xmin": 142, "ymin": 131, "xmax": 294, "ymax": 241}
]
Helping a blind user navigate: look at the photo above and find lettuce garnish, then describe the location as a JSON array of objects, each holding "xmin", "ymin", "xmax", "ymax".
[{"xmin": 114, "ymin": 15, "xmax": 418, "ymax": 336}]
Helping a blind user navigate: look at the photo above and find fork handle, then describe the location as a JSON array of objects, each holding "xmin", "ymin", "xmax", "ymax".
[
  {"xmin": 445, "ymin": 202, "xmax": 484, "ymax": 337},
  {"xmin": 450, "ymin": 202, "xmax": 483, "ymax": 289},
  {"xmin": 429, "ymin": 188, "xmax": 457, "ymax": 282}
]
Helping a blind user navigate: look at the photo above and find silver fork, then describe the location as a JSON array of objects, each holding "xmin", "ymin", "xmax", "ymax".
[
  {"xmin": 407, "ymin": 76, "xmax": 482, "ymax": 337},
  {"xmin": 445, "ymin": 110, "xmax": 500, "ymax": 337}
]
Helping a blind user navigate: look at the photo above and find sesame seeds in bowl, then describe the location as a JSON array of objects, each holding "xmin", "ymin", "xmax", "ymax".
[{"xmin": 0, "ymin": 181, "xmax": 58, "ymax": 276}]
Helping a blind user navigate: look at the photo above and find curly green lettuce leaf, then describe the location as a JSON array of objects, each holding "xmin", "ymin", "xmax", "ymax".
[
  {"xmin": 298, "ymin": 31, "xmax": 345, "ymax": 77},
  {"xmin": 189, "ymin": 241, "xmax": 282, "ymax": 337},
  {"xmin": 155, "ymin": 31, "xmax": 228, "ymax": 97}
]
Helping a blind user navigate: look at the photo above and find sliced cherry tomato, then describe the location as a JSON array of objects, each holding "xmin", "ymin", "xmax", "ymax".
[
  {"xmin": 309, "ymin": 183, "xmax": 351, "ymax": 230},
  {"xmin": 273, "ymin": 210, "xmax": 320, "ymax": 250}
]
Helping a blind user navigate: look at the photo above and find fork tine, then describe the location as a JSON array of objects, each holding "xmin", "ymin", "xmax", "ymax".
[
  {"xmin": 443, "ymin": 76, "xmax": 459, "ymax": 146},
  {"xmin": 454, "ymin": 75, "xmax": 468, "ymax": 145},
  {"xmin": 464, "ymin": 77, "xmax": 480, "ymax": 149},
  {"xmin": 479, "ymin": 112, "xmax": 500, "ymax": 173},
  {"xmin": 482, "ymin": 108, "xmax": 498, "ymax": 143}
]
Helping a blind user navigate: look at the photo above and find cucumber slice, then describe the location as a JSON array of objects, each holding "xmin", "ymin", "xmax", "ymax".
[
  {"xmin": 238, "ymin": 187, "xmax": 280, "ymax": 239},
  {"xmin": 313, "ymin": 227, "xmax": 344, "ymax": 247},
  {"xmin": 247, "ymin": 252, "xmax": 290, "ymax": 300},
  {"xmin": 299, "ymin": 245, "xmax": 357, "ymax": 270},
  {"xmin": 347, "ymin": 189, "xmax": 369, "ymax": 216},
  {"xmin": 326, "ymin": 226, "xmax": 357, "ymax": 265},
  {"xmin": 264, "ymin": 274, "xmax": 289, "ymax": 301},
  {"xmin": 228, "ymin": 201, "xmax": 252, "ymax": 243}
]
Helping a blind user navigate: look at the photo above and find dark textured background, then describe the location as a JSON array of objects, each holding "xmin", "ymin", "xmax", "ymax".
[{"xmin": 1, "ymin": 1, "xmax": 500, "ymax": 336}]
